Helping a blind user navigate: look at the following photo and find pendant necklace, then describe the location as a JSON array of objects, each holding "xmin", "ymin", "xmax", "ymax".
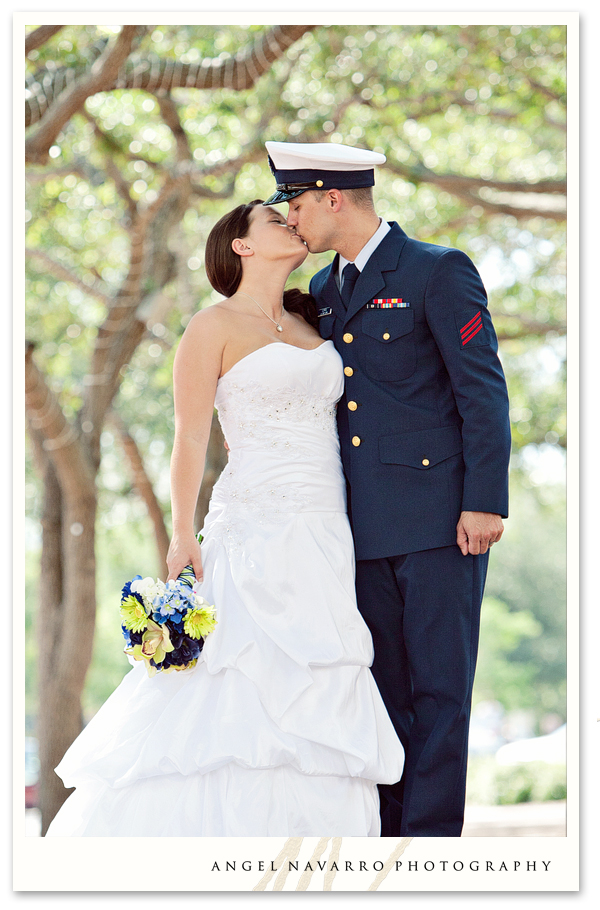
[{"xmin": 238, "ymin": 291, "xmax": 285, "ymax": 332}]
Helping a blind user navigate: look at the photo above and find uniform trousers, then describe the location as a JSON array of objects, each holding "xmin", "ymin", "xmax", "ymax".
[{"xmin": 355, "ymin": 544, "xmax": 489, "ymax": 837}]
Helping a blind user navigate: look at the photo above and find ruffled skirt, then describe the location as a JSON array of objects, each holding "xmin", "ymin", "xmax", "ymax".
[{"xmin": 47, "ymin": 511, "xmax": 404, "ymax": 837}]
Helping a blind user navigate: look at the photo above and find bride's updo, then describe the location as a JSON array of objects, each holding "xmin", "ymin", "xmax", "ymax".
[{"xmin": 205, "ymin": 200, "xmax": 318, "ymax": 329}]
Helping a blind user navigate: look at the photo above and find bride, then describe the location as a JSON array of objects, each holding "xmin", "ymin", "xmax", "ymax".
[{"xmin": 46, "ymin": 199, "xmax": 404, "ymax": 837}]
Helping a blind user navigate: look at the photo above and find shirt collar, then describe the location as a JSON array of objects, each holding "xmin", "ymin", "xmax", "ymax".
[{"xmin": 337, "ymin": 218, "xmax": 391, "ymax": 284}]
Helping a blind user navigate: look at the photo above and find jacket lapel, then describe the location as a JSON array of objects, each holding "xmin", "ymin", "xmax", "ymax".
[
  {"xmin": 319, "ymin": 254, "xmax": 346, "ymax": 321},
  {"xmin": 343, "ymin": 222, "xmax": 409, "ymax": 325}
]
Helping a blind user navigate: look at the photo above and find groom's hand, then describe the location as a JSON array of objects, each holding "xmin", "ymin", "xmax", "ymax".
[{"xmin": 456, "ymin": 511, "xmax": 504, "ymax": 555}]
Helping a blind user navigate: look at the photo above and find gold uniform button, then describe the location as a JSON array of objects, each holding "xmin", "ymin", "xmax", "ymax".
[
  {"xmin": 343, "ymin": 333, "xmax": 354, "ymax": 344},
  {"xmin": 422, "ymin": 458, "xmax": 430, "ymax": 466},
  {"xmin": 347, "ymin": 400, "xmax": 358, "ymax": 411},
  {"xmin": 352, "ymin": 436, "xmax": 361, "ymax": 447},
  {"xmin": 383, "ymin": 332, "xmax": 391, "ymax": 340},
  {"xmin": 344, "ymin": 366, "xmax": 354, "ymax": 377}
]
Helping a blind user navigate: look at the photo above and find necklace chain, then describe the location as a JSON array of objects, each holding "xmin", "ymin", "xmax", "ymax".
[{"xmin": 238, "ymin": 292, "xmax": 285, "ymax": 332}]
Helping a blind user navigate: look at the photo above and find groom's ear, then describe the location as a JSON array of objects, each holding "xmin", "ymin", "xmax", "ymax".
[
  {"xmin": 232, "ymin": 238, "xmax": 253, "ymax": 257},
  {"xmin": 325, "ymin": 189, "xmax": 344, "ymax": 212}
]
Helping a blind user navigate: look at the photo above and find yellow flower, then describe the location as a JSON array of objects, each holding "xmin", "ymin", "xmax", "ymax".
[
  {"xmin": 183, "ymin": 604, "xmax": 217, "ymax": 640},
  {"xmin": 120, "ymin": 595, "xmax": 149, "ymax": 633},
  {"xmin": 124, "ymin": 642, "xmax": 153, "ymax": 673},
  {"xmin": 140, "ymin": 619, "xmax": 174, "ymax": 664}
]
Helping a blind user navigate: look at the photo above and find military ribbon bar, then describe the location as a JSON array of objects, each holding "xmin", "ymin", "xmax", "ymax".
[
  {"xmin": 367, "ymin": 298, "xmax": 411, "ymax": 308},
  {"xmin": 460, "ymin": 312, "xmax": 483, "ymax": 345}
]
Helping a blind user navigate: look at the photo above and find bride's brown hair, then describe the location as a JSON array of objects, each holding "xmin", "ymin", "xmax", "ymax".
[{"xmin": 205, "ymin": 200, "xmax": 318, "ymax": 329}]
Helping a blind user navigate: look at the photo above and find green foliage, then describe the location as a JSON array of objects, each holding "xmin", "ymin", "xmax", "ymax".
[
  {"xmin": 24, "ymin": 23, "xmax": 567, "ymax": 733},
  {"xmin": 466, "ymin": 756, "xmax": 566, "ymax": 805},
  {"xmin": 474, "ymin": 595, "xmax": 542, "ymax": 711},
  {"xmin": 26, "ymin": 22, "xmax": 566, "ymax": 492},
  {"xmin": 482, "ymin": 473, "xmax": 566, "ymax": 721}
]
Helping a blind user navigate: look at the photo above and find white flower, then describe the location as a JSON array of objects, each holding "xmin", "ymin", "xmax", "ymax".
[
  {"xmin": 130, "ymin": 576, "xmax": 160, "ymax": 604},
  {"xmin": 191, "ymin": 590, "xmax": 212, "ymax": 611}
]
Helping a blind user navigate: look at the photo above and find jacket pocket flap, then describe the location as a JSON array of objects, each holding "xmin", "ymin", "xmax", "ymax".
[
  {"xmin": 379, "ymin": 425, "xmax": 463, "ymax": 468},
  {"xmin": 362, "ymin": 308, "xmax": 414, "ymax": 342}
]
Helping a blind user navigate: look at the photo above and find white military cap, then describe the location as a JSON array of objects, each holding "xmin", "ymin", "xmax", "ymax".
[{"xmin": 264, "ymin": 141, "xmax": 386, "ymax": 205}]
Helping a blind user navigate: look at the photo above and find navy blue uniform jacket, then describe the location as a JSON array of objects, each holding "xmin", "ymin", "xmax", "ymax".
[{"xmin": 310, "ymin": 222, "xmax": 511, "ymax": 561}]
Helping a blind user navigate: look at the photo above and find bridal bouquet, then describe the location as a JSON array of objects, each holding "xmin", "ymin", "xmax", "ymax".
[{"xmin": 120, "ymin": 541, "xmax": 216, "ymax": 677}]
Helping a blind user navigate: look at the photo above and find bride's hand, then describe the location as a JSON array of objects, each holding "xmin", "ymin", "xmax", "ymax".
[{"xmin": 167, "ymin": 533, "xmax": 204, "ymax": 583}]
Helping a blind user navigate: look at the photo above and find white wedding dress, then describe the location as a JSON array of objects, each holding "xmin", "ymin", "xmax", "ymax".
[{"xmin": 47, "ymin": 340, "xmax": 404, "ymax": 837}]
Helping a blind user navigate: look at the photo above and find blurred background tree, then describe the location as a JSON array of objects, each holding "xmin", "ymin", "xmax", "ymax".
[{"xmin": 24, "ymin": 21, "xmax": 567, "ymax": 831}]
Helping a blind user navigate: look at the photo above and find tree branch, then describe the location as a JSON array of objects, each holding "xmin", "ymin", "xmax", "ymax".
[
  {"xmin": 116, "ymin": 23, "xmax": 316, "ymax": 94},
  {"xmin": 384, "ymin": 158, "xmax": 566, "ymax": 221},
  {"xmin": 25, "ymin": 342, "xmax": 95, "ymax": 497},
  {"xmin": 26, "ymin": 25, "xmax": 317, "ymax": 129},
  {"xmin": 25, "ymin": 25, "xmax": 65, "ymax": 56},
  {"xmin": 470, "ymin": 197, "xmax": 566, "ymax": 221},
  {"xmin": 76, "ymin": 110, "xmax": 140, "ymax": 223},
  {"xmin": 81, "ymin": 169, "xmax": 193, "ymax": 441},
  {"xmin": 26, "ymin": 247, "xmax": 112, "ymax": 305},
  {"xmin": 154, "ymin": 92, "xmax": 192, "ymax": 163},
  {"xmin": 525, "ymin": 75, "xmax": 565, "ymax": 105},
  {"xmin": 398, "ymin": 89, "xmax": 566, "ymax": 132},
  {"xmin": 185, "ymin": 77, "xmax": 298, "ymax": 191},
  {"xmin": 25, "ymin": 37, "xmax": 113, "ymax": 128},
  {"xmin": 80, "ymin": 107, "xmax": 159, "ymax": 171},
  {"xmin": 25, "ymin": 155, "xmax": 107, "ymax": 187},
  {"xmin": 385, "ymin": 157, "xmax": 566, "ymax": 197},
  {"xmin": 495, "ymin": 316, "xmax": 566, "ymax": 340},
  {"xmin": 190, "ymin": 181, "xmax": 236, "ymax": 200},
  {"xmin": 25, "ymin": 25, "xmax": 139, "ymax": 164},
  {"xmin": 109, "ymin": 411, "xmax": 170, "ymax": 574}
]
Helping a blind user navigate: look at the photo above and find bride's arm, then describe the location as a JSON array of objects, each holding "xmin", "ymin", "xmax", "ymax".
[{"xmin": 167, "ymin": 308, "xmax": 225, "ymax": 581}]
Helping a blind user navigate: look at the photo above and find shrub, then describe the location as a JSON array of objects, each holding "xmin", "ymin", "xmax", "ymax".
[{"xmin": 466, "ymin": 756, "xmax": 566, "ymax": 805}]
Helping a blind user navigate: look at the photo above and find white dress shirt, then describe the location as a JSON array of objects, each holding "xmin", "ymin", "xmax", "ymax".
[{"xmin": 337, "ymin": 217, "xmax": 391, "ymax": 290}]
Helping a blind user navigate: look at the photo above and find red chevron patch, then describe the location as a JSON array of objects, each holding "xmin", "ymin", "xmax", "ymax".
[{"xmin": 461, "ymin": 312, "xmax": 483, "ymax": 345}]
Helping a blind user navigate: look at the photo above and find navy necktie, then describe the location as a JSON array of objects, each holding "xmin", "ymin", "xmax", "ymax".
[{"xmin": 341, "ymin": 262, "xmax": 360, "ymax": 309}]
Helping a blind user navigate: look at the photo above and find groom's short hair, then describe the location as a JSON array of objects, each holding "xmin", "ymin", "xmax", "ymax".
[{"xmin": 311, "ymin": 186, "xmax": 374, "ymax": 210}]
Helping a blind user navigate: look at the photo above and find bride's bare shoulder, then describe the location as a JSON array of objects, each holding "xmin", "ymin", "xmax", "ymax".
[
  {"xmin": 174, "ymin": 306, "xmax": 234, "ymax": 376},
  {"xmin": 182, "ymin": 302, "xmax": 232, "ymax": 343}
]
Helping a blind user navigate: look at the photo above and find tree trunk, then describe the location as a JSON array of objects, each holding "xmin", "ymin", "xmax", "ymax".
[
  {"xmin": 35, "ymin": 454, "xmax": 70, "ymax": 834},
  {"xmin": 37, "ymin": 482, "xmax": 97, "ymax": 836},
  {"xmin": 26, "ymin": 351, "xmax": 99, "ymax": 834}
]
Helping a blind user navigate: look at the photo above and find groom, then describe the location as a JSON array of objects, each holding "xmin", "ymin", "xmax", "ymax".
[{"xmin": 264, "ymin": 141, "xmax": 511, "ymax": 837}]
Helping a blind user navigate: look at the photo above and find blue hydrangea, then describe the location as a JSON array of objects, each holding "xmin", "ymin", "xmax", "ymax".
[{"xmin": 121, "ymin": 575, "xmax": 144, "ymax": 605}]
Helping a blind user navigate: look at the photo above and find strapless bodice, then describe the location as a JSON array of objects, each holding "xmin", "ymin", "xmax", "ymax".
[
  {"xmin": 206, "ymin": 341, "xmax": 347, "ymax": 550},
  {"xmin": 215, "ymin": 340, "xmax": 342, "ymax": 448}
]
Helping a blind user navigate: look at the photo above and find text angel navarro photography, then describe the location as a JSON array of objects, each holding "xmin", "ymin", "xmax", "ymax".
[{"xmin": 210, "ymin": 858, "xmax": 553, "ymax": 874}]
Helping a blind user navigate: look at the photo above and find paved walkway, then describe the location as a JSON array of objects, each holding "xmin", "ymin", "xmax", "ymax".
[
  {"xmin": 26, "ymin": 801, "xmax": 567, "ymax": 837},
  {"xmin": 462, "ymin": 800, "xmax": 567, "ymax": 837},
  {"xmin": 25, "ymin": 808, "xmax": 41, "ymax": 836}
]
